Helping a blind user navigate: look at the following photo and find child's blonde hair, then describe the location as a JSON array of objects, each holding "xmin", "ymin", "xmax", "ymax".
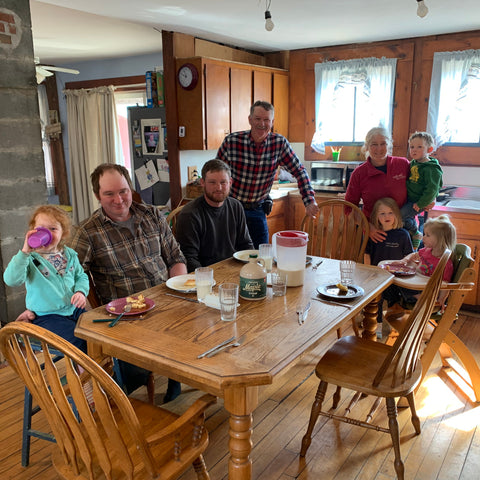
[
  {"xmin": 28, "ymin": 205, "xmax": 71, "ymax": 248},
  {"xmin": 370, "ymin": 197, "xmax": 403, "ymax": 230},
  {"xmin": 423, "ymin": 214, "xmax": 456, "ymax": 251},
  {"xmin": 408, "ymin": 131, "xmax": 435, "ymax": 149}
]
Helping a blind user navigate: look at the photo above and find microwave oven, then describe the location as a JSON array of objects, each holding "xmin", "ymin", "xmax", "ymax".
[{"xmin": 310, "ymin": 160, "xmax": 363, "ymax": 192}]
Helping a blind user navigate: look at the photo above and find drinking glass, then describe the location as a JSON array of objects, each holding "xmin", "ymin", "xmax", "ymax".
[
  {"xmin": 340, "ymin": 260, "xmax": 355, "ymax": 285},
  {"xmin": 259, "ymin": 243, "xmax": 273, "ymax": 273},
  {"xmin": 195, "ymin": 267, "xmax": 213, "ymax": 302},
  {"xmin": 271, "ymin": 272, "xmax": 287, "ymax": 296},
  {"xmin": 219, "ymin": 283, "xmax": 239, "ymax": 322}
]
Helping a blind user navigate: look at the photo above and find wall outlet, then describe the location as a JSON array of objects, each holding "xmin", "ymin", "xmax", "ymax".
[{"xmin": 188, "ymin": 166, "xmax": 198, "ymax": 182}]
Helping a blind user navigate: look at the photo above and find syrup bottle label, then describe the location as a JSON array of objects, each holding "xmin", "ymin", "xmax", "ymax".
[{"xmin": 240, "ymin": 277, "xmax": 267, "ymax": 300}]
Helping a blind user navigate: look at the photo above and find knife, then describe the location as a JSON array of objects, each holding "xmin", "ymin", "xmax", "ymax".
[
  {"xmin": 164, "ymin": 292, "xmax": 199, "ymax": 303},
  {"xmin": 197, "ymin": 336, "xmax": 236, "ymax": 359}
]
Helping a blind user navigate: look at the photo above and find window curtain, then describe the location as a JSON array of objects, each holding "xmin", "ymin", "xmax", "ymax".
[
  {"xmin": 427, "ymin": 49, "xmax": 480, "ymax": 147},
  {"xmin": 311, "ymin": 57, "xmax": 397, "ymax": 154},
  {"xmin": 37, "ymin": 84, "xmax": 55, "ymax": 196},
  {"xmin": 65, "ymin": 86, "xmax": 119, "ymax": 224}
]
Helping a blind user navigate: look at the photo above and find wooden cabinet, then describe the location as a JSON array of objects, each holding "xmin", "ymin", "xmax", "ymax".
[
  {"xmin": 176, "ymin": 56, "xmax": 288, "ymax": 150},
  {"xmin": 267, "ymin": 197, "xmax": 287, "ymax": 242},
  {"xmin": 429, "ymin": 208, "xmax": 480, "ymax": 306}
]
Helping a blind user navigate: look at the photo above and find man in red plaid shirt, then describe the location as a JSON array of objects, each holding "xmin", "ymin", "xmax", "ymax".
[{"xmin": 217, "ymin": 101, "xmax": 318, "ymax": 247}]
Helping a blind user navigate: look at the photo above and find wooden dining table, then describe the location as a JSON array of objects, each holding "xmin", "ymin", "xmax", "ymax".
[{"xmin": 75, "ymin": 256, "xmax": 393, "ymax": 480}]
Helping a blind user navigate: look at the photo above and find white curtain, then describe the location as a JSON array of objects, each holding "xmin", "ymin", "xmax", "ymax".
[
  {"xmin": 311, "ymin": 57, "xmax": 397, "ymax": 154},
  {"xmin": 65, "ymin": 86, "xmax": 118, "ymax": 223},
  {"xmin": 427, "ymin": 49, "xmax": 480, "ymax": 147},
  {"xmin": 37, "ymin": 85, "xmax": 55, "ymax": 196}
]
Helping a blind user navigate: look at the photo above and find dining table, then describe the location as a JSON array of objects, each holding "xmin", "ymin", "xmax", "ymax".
[{"xmin": 75, "ymin": 256, "xmax": 393, "ymax": 480}]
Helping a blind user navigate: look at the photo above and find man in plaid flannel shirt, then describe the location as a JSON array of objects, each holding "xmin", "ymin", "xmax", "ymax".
[{"xmin": 217, "ymin": 101, "xmax": 318, "ymax": 247}]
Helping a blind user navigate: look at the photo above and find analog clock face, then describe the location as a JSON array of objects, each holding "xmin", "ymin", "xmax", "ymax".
[{"xmin": 178, "ymin": 64, "xmax": 198, "ymax": 90}]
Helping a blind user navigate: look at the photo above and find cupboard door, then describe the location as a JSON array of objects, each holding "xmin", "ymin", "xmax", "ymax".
[
  {"xmin": 273, "ymin": 73, "xmax": 289, "ymax": 137},
  {"xmin": 230, "ymin": 68, "xmax": 252, "ymax": 133},
  {"xmin": 253, "ymin": 70, "xmax": 272, "ymax": 103},
  {"xmin": 205, "ymin": 62, "xmax": 230, "ymax": 149}
]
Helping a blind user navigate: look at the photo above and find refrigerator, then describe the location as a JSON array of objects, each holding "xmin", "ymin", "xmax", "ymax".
[{"xmin": 127, "ymin": 106, "xmax": 170, "ymax": 206}]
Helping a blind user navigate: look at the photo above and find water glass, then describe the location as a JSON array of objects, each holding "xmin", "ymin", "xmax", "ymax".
[
  {"xmin": 195, "ymin": 267, "xmax": 213, "ymax": 302},
  {"xmin": 259, "ymin": 243, "xmax": 273, "ymax": 273},
  {"xmin": 271, "ymin": 272, "xmax": 287, "ymax": 296},
  {"xmin": 219, "ymin": 283, "xmax": 239, "ymax": 322},
  {"xmin": 340, "ymin": 260, "xmax": 355, "ymax": 285}
]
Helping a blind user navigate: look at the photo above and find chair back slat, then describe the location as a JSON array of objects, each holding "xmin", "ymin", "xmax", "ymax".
[
  {"xmin": 301, "ymin": 199, "xmax": 369, "ymax": 263},
  {"xmin": 374, "ymin": 250, "xmax": 451, "ymax": 388}
]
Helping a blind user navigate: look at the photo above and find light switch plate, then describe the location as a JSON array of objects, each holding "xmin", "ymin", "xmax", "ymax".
[{"xmin": 179, "ymin": 126, "xmax": 185, "ymax": 137}]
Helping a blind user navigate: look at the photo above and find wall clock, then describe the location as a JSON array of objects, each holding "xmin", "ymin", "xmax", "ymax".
[{"xmin": 177, "ymin": 63, "xmax": 199, "ymax": 90}]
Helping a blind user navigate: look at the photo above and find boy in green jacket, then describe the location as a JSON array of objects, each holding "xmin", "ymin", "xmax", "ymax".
[{"xmin": 401, "ymin": 131, "xmax": 443, "ymax": 249}]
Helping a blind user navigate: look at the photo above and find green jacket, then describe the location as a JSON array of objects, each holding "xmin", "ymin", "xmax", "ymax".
[{"xmin": 406, "ymin": 157, "xmax": 443, "ymax": 209}]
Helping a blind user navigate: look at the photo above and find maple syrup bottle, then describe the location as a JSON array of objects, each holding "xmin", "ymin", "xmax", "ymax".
[{"xmin": 239, "ymin": 254, "xmax": 267, "ymax": 301}]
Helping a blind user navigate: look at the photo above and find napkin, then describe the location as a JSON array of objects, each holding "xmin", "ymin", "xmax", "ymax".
[
  {"xmin": 203, "ymin": 293, "xmax": 240, "ymax": 310},
  {"xmin": 204, "ymin": 293, "xmax": 221, "ymax": 309}
]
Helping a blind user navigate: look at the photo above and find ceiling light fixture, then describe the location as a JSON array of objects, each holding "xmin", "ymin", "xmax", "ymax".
[
  {"xmin": 416, "ymin": 0, "xmax": 429, "ymax": 18},
  {"xmin": 265, "ymin": 0, "xmax": 274, "ymax": 31}
]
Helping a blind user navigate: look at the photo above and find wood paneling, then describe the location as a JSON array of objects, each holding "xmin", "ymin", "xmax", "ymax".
[
  {"xmin": 273, "ymin": 73, "xmax": 288, "ymax": 138},
  {"xmin": 289, "ymin": 29, "xmax": 480, "ymax": 167}
]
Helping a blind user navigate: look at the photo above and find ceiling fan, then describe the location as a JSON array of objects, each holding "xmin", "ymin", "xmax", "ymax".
[{"xmin": 35, "ymin": 57, "xmax": 80, "ymax": 84}]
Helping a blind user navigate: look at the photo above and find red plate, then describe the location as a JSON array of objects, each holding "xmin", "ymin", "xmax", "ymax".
[
  {"xmin": 379, "ymin": 261, "xmax": 416, "ymax": 277},
  {"xmin": 106, "ymin": 297, "xmax": 155, "ymax": 315}
]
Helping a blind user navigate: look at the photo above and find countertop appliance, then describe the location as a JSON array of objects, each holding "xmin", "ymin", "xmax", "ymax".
[{"xmin": 310, "ymin": 160, "xmax": 363, "ymax": 192}]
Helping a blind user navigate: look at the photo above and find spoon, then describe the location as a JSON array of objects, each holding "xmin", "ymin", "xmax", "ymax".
[{"xmin": 109, "ymin": 304, "xmax": 132, "ymax": 327}]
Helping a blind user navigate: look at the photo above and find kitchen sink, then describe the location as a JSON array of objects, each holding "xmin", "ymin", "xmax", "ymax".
[{"xmin": 442, "ymin": 199, "xmax": 480, "ymax": 210}]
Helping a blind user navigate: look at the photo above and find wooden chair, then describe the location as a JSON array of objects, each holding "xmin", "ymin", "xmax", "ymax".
[
  {"xmin": 385, "ymin": 244, "xmax": 479, "ymax": 401},
  {"xmin": 166, "ymin": 204, "xmax": 185, "ymax": 237},
  {"xmin": 301, "ymin": 199, "xmax": 369, "ymax": 336},
  {"xmin": 300, "ymin": 250, "xmax": 450, "ymax": 480},
  {"xmin": 0, "ymin": 322, "xmax": 216, "ymax": 480},
  {"xmin": 300, "ymin": 199, "xmax": 369, "ymax": 263}
]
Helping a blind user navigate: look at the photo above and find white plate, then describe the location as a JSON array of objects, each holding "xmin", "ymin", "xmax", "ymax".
[
  {"xmin": 233, "ymin": 250, "xmax": 259, "ymax": 262},
  {"xmin": 166, "ymin": 274, "xmax": 216, "ymax": 292},
  {"xmin": 316, "ymin": 284, "xmax": 364, "ymax": 300}
]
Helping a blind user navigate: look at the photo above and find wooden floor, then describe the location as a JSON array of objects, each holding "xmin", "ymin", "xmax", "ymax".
[{"xmin": 2, "ymin": 312, "xmax": 480, "ymax": 480}]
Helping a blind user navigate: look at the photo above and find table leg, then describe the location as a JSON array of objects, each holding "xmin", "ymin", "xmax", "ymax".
[
  {"xmin": 362, "ymin": 293, "xmax": 381, "ymax": 341},
  {"xmin": 223, "ymin": 386, "xmax": 259, "ymax": 480}
]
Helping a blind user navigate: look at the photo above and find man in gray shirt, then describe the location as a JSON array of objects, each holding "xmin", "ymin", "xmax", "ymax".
[{"xmin": 176, "ymin": 159, "xmax": 253, "ymax": 272}]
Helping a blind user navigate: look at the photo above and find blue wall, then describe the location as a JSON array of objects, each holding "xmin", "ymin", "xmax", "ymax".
[{"xmin": 54, "ymin": 52, "xmax": 163, "ymax": 202}]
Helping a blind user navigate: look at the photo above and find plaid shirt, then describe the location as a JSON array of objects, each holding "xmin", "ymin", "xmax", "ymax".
[
  {"xmin": 70, "ymin": 202, "xmax": 185, "ymax": 304},
  {"xmin": 217, "ymin": 130, "xmax": 315, "ymax": 206}
]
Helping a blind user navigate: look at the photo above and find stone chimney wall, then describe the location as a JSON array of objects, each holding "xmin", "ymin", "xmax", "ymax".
[{"xmin": 0, "ymin": 0, "xmax": 47, "ymax": 325}]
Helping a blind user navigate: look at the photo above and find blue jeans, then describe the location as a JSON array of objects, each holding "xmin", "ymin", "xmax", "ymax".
[
  {"xmin": 34, "ymin": 307, "xmax": 87, "ymax": 353},
  {"xmin": 400, "ymin": 201, "xmax": 422, "ymax": 236},
  {"xmin": 244, "ymin": 206, "xmax": 269, "ymax": 248}
]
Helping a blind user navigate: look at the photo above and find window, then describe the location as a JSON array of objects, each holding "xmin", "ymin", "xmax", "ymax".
[
  {"xmin": 114, "ymin": 90, "xmax": 146, "ymax": 179},
  {"xmin": 311, "ymin": 57, "xmax": 397, "ymax": 154},
  {"xmin": 427, "ymin": 49, "xmax": 480, "ymax": 147}
]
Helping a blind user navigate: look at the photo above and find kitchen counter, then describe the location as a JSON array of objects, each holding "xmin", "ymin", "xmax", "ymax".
[{"xmin": 434, "ymin": 185, "xmax": 480, "ymax": 214}]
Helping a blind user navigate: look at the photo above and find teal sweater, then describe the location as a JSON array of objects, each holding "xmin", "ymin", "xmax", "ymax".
[{"xmin": 3, "ymin": 246, "xmax": 89, "ymax": 316}]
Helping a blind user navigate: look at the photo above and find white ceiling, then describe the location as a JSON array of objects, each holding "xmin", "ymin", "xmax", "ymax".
[{"xmin": 31, "ymin": 0, "xmax": 480, "ymax": 66}]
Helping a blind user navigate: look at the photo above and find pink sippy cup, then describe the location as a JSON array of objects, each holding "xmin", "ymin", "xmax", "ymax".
[{"xmin": 27, "ymin": 227, "xmax": 52, "ymax": 249}]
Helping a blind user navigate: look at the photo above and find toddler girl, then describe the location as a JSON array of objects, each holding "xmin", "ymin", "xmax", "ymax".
[
  {"xmin": 365, "ymin": 197, "xmax": 413, "ymax": 266},
  {"xmin": 4, "ymin": 205, "xmax": 89, "ymax": 352},
  {"xmin": 365, "ymin": 198, "xmax": 413, "ymax": 329}
]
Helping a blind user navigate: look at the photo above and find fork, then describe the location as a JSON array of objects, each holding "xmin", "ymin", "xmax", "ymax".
[
  {"xmin": 109, "ymin": 304, "xmax": 132, "ymax": 327},
  {"xmin": 312, "ymin": 260, "xmax": 323, "ymax": 271}
]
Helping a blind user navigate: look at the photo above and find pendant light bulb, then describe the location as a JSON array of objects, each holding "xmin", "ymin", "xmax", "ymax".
[
  {"xmin": 265, "ymin": 10, "xmax": 274, "ymax": 31},
  {"xmin": 416, "ymin": 0, "xmax": 429, "ymax": 18}
]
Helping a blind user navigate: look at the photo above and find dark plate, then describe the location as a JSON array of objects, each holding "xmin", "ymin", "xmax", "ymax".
[
  {"xmin": 316, "ymin": 284, "xmax": 364, "ymax": 300},
  {"xmin": 379, "ymin": 261, "xmax": 416, "ymax": 277},
  {"xmin": 106, "ymin": 297, "xmax": 155, "ymax": 316}
]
